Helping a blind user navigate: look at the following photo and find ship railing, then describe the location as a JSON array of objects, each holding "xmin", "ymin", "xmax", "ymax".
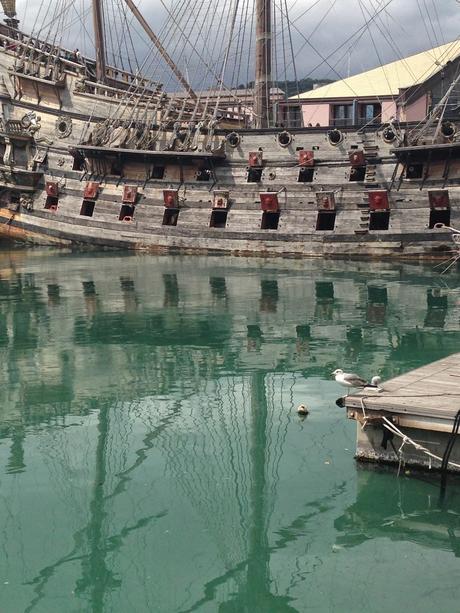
[
  {"xmin": 76, "ymin": 80, "xmax": 163, "ymax": 103},
  {"xmin": 5, "ymin": 119, "xmax": 26, "ymax": 133},
  {"xmin": 0, "ymin": 30, "xmax": 159, "ymax": 92}
]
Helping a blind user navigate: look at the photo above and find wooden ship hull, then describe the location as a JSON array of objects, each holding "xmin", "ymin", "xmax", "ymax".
[{"xmin": 0, "ymin": 3, "xmax": 459, "ymax": 259}]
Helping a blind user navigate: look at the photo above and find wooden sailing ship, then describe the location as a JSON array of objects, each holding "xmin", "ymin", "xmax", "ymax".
[{"xmin": 0, "ymin": 0, "xmax": 459, "ymax": 258}]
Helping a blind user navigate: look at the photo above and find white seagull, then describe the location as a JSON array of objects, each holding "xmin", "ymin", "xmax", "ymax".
[{"xmin": 332, "ymin": 369, "xmax": 380, "ymax": 394}]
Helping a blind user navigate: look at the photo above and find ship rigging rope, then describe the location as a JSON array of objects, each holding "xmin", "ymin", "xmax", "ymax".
[
  {"xmin": 416, "ymin": 0, "xmax": 440, "ymax": 51},
  {"xmin": 358, "ymin": 398, "xmax": 460, "ymax": 470},
  {"xmin": 359, "ymin": 0, "xmax": 420, "ymax": 87},
  {"xmin": 382, "ymin": 416, "xmax": 460, "ymax": 470},
  {"xmin": 406, "ymin": 48, "xmax": 460, "ymax": 140},
  {"xmin": 274, "ymin": 0, "xmax": 361, "ymax": 99},
  {"xmin": 212, "ymin": 0, "xmax": 241, "ymax": 118},
  {"xmin": 284, "ymin": 0, "xmax": 300, "ymax": 104},
  {"xmin": 357, "ymin": 36, "xmax": 460, "ymax": 133},
  {"xmin": 93, "ymin": 3, "xmax": 221, "ymax": 134},
  {"xmin": 298, "ymin": 0, "xmax": 396, "ymax": 83},
  {"xmin": 365, "ymin": 0, "xmax": 424, "ymax": 85},
  {"xmin": 429, "ymin": 0, "xmax": 445, "ymax": 46},
  {"xmin": 356, "ymin": 0, "xmax": 397, "ymax": 113}
]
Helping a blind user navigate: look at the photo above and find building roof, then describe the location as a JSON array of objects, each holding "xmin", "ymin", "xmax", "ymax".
[
  {"xmin": 291, "ymin": 40, "xmax": 460, "ymax": 101},
  {"xmin": 174, "ymin": 87, "xmax": 284, "ymax": 99}
]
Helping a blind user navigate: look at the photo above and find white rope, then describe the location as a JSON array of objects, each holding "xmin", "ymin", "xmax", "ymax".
[
  {"xmin": 382, "ymin": 416, "xmax": 460, "ymax": 470},
  {"xmin": 356, "ymin": 396, "xmax": 460, "ymax": 470},
  {"xmin": 359, "ymin": 397, "xmax": 368, "ymax": 431}
]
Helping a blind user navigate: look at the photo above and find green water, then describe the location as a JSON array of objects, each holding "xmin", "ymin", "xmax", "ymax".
[{"xmin": 0, "ymin": 250, "xmax": 460, "ymax": 613}]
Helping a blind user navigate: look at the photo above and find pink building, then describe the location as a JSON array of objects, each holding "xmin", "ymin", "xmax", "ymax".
[{"xmin": 287, "ymin": 41, "xmax": 460, "ymax": 128}]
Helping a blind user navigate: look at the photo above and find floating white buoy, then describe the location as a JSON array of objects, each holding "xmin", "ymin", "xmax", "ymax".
[
  {"xmin": 371, "ymin": 375, "xmax": 382, "ymax": 386},
  {"xmin": 297, "ymin": 404, "xmax": 309, "ymax": 416}
]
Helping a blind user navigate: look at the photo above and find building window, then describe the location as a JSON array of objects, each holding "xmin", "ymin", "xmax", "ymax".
[
  {"xmin": 288, "ymin": 105, "xmax": 302, "ymax": 128},
  {"xmin": 358, "ymin": 103, "xmax": 381, "ymax": 125},
  {"xmin": 332, "ymin": 104, "xmax": 352, "ymax": 127}
]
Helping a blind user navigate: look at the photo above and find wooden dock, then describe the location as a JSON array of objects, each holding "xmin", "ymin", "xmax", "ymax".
[{"xmin": 345, "ymin": 353, "xmax": 460, "ymax": 472}]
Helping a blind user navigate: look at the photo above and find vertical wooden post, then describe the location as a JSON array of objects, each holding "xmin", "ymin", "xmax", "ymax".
[
  {"xmin": 254, "ymin": 0, "xmax": 272, "ymax": 129},
  {"xmin": 92, "ymin": 0, "xmax": 107, "ymax": 83}
]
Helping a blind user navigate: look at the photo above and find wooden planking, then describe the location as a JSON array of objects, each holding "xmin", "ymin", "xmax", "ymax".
[
  {"xmin": 346, "ymin": 353, "xmax": 460, "ymax": 420},
  {"xmin": 1, "ymin": 45, "xmax": 459, "ymax": 257}
]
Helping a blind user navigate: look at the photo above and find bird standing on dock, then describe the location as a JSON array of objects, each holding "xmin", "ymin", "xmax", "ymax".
[
  {"xmin": 371, "ymin": 376, "xmax": 382, "ymax": 389},
  {"xmin": 332, "ymin": 369, "xmax": 379, "ymax": 394}
]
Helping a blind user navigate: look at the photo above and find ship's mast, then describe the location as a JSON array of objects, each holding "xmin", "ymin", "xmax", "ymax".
[
  {"xmin": 0, "ymin": 0, "xmax": 19, "ymax": 29},
  {"xmin": 254, "ymin": 0, "xmax": 272, "ymax": 129},
  {"xmin": 92, "ymin": 0, "xmax": 107, "ymax": 83}
]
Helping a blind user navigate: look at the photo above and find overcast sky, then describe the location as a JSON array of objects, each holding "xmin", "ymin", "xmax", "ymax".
[{"xmin": 11, "ymin": 0, "xmax": 460, "ymax": 86}]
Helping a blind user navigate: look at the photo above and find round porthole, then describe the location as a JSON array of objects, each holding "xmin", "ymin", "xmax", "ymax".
[
  {"xmin": 382, "ymin": 125, "xmax": 396, "ymax": 143},
  {"xmin": 441, "ymin": 121, "xmax": 456, "ymax": 139},
  {"xmin": 277, "ymin": 130, "xmax": 292, "ymax": 147},
  {"xmin": 55, "ymin": 116, "xmax": 73, "ymax": 139},
  {"xmin": 327, "ymin": 129, "xmax": 343, "ymax": 146},
  {"xmin": 226, "ymin": 132, "xmax": 240, "ymax": 147},
  {"xmin": 20, "ymin": 114, "xmax": 32, "ymax": 129}
]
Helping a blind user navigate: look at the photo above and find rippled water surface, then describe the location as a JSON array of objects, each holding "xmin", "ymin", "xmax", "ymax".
[{"xmin": 0, "ymin": 250, "xmax": 460, "ymax": 613}]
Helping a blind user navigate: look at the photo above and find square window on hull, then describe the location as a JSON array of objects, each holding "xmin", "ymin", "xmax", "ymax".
[
  {"xmin": 151, "ymin": 166, "xmax": 165, "ymax": 180},
  {"xmin": 163, "ymin": 208, "xmax": 179, "ymax": 226},
  {"xmin": 316, "ymin": 211, "xmax": 336, "ymax": 231},
  {"xmin": 196, "ymin": 169, "xmax": 211, "ymax": 181},
  {"xmin": 349, "ymin": 166, "xmax": 366, "ymax": 181},
  {"xmin": 369, "ymin": 211, "xmax": 390, "ymax": 230},
  {"xmin": 72, "ymin": 153, "xmax": 85, "ymax": 171},
  {"xmin": 261, "ymin": 212, "xmax": 280, "ymax": 230},
  {"xmin": 80, "ymin": 200, "xmax": 95, "ymax": 217},
  {"xmin": 406, "ymin": 164, "xmax": 423, "ymax": 179},
  {"xmin": 247, "ymin": 168, "xmax": 263, "ymax": 183},
  {"xmin": 429, "ymin": 209, "xmax": 450, "ymax": 228},
  {"xmin": 110, "ymin": 160, "xmax": 122, "ymax": 176},
  {"xmin": 298, "ymin": 168, "xmax": 314, "ymax": 183},
  {"xmin": 119, "ymin": 204, "xmax": 135, "ymax": 221},
  {"xmin": 210, "ymin": 210, "xmax": 228, "ymax": 228},
  {"xmin": 44, "ymin": 196, "xmax": 58, "ymax": 210}
]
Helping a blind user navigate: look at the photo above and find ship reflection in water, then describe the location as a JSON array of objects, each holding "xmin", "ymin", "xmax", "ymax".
[
  {"xmin": 0, "ymin": 251, "xmax": 459, "ymax": 613},
  {"xmin": 335, "ymin": 466, "xmax": 460, "ymax": 557}
]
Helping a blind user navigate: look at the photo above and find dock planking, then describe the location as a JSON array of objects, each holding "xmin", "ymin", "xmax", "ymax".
[
  {"xmin": 345, "ymin": 353, "xmax": 460, "ymax": 421},
  {"xmin": 345, "ymin": 353, "xmax": 460, "ymax": 472}
]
